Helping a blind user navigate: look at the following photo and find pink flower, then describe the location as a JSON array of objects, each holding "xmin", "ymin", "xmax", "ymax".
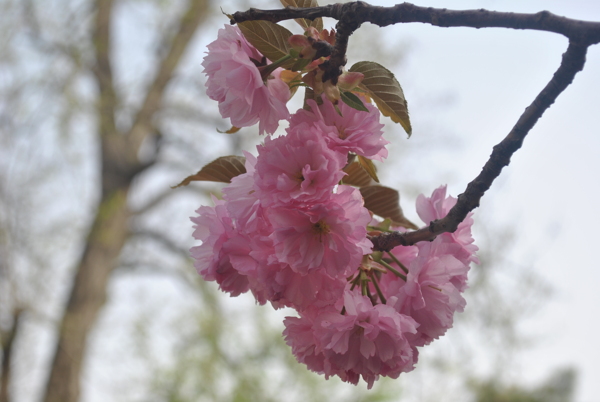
[
  {"xmin": 283, "ymin": 306, "xmax": 327, "ymax": 374},
  {"xmin": 254, "ymin": 128, "xmax": 346, "ymax": 207},
  {"xmin": 416, "ymin": 185, "xmax": 478, "ymax": 264},
  {"xmin": 284, "ymin": 291, "xmax": 419, "ymax": 389},
  {"xmin": 190, "ymin": 199, "xmax": 249, "ymax": 296},
  {"xmin": 222, "ymin": 152, "xmax": 268, "ymax": 234},
  {"xmin": 202, "ymin": 25, "xmax": 290, "ymax": 134},
  {"xmin": 267, "ymin": 186, "xmax": 372, "ymax": 277},
  {"xmin": 389, "ymin": 242, "xmax": 467, "ymax": 346},
  {"xmin": 289, "ymin": 97, "xmax": 388, "ymax": 161},
  {"xmin": 416, "ymin": 185, "xmax": 479, "ymax": 290},
  {"xmin": 266, "ymin": 264, "xmax": 347, "ymax": 311}
]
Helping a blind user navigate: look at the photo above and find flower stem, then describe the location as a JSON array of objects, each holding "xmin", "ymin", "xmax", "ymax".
[
  {"xmin": 387, "ymin": 251, "xmax": 409, "ymax": 274},
  {"xmin": 370, "ymin": 272, "xmax": 387, "ymax": 304},
  {"xmin": 378, "ymin": 259, "xmax": 407, "ymax": 282},
  {"xmin": 259, "ymin": 54, "xmax": 293, "ymax": 81},
  {"xmin": 349, "ymin": 272, "xmax": 360, "ymax": 291},
  {"xmin": 360, "ymin": 271, "xmax": 369, "ymax": 296}
]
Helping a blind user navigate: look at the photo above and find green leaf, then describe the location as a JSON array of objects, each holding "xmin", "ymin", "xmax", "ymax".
[
  {"xmin": 340, "ymin": 91, "xmax": 369, "ymax": 112},
  {"xmin": 279, "ymin": 0, "xmax": 323, "ymax": 32},
  {"xmin": 238, "ymin": 21, "xmax": 295, "ymax": 68},
  {"xmin": 360, "ymin": 185, "xmax": 419, "ymax": 230},
  {"xmin": 349, "ymin": 61, "xmax": 412, "ymax": 136},
  {"xmin": 171, "ymin": 156, "xmax": 246, "ymax": 188},
  {"xmin": 342, "ymin": 161, "xmax": 376, "ymax": 187},
  {"xmin": 357, "ymin": 155, "xmax": 379, "ymax": 183}
]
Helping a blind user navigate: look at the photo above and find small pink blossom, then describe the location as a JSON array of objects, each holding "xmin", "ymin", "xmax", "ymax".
[
  {"xmin": 290, "ymin": 96, "xmax": 388, "ymax": 161},
  {"xmin": 389, "ymin": 242, "xmax": 467, "ymax": 346},
  {"xmin": 284, "ymin": 291, "xmax": 419, "ymax": 389},
  {"xmin": 202, "ymin": 25, "xmax": 290, "ymax": 134},
  {"xmin": 267, "ymin": 264, "xmax": 347, "ymax": 311},
  {"xmin": 254, "ymin": 128, "xmax": 346, "ymax": 207},
  {"xmin": 283, "ymin": 306, "xmax": 327, "ymax": 374},
  {"xmin": 190, "ymin": 199, "xmax": 249, "ymax": 296},
  {"xmin": 267, "ymin": 186, "xmax": 372, "ymax": 277},
  {"xmin": 222, "ymin": 152, "xmax": 268, "ymax": 233},
  {"xmin": 416, "ymin": 185, "xmax": 479, "ymax": 290}
]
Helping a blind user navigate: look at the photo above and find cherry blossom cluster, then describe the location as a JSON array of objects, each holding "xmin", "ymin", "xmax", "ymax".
[{"xmin": 191, "ymin": 23, "xmax": 478, "ymax": 388}]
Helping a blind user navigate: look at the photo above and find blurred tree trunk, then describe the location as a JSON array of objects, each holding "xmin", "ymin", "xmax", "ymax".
[
  {"xmin": 0, "ymin": 309, "xmax": 21, "ymax": 402},
  {"xmin": 41, "ymin": 1, "xmax": 210, "ymax": 401}
]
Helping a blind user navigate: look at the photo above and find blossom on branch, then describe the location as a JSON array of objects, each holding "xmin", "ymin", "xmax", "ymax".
[
  {"xmin": 284, "ymin": 291, "xmax": 419, "ymax": 389},
  {"xmin": 190, "ymin": 199, "xmax": 250, "ymax": 296},
  {"xmin": 254, "ymin": 128, "xmax": 346, "ymax": 207},
  {"xmin": 416, "ymin": 185, "xmax": 479, "ymax": 290},
  {"xmin": 190, "ymin": 11, "xmax": 481, "ymax": 389},
  {"xmin": 290, "ymin": 96, "xmax": 388, "ymax": 161},
  {"xmin": 202, "ymin": 25, "xmax": 290, "ymax": 134},
  {"xmin": 389, "ymin": 242, "xmax": 468, "ymax": 346},
  {"xmin": 267, "ymin": 185, "xmax": 372, "ymax": 277}
]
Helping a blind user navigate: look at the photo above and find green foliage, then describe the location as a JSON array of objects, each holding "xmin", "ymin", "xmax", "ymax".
[
  {"xmin": 470, "ymin": 368, "xmax": 576, "ymax": 402},
  {"xmin": 141, "ymin": 279, "xmax": 404, "ymax": 402},
  {"xmin": 349, "ymin": 61, "xmax": 412, "ymax": 136},
  {"xmin": 238, "ymin": 21, "xmax": 296, "ymax": 68},
  {"xmin": 341, "ymin": 91, "xmax": 370, "ymax": 112},
  {"xmin": 279, "ymin": 0, "xmax": 324, "ymax": 32}
]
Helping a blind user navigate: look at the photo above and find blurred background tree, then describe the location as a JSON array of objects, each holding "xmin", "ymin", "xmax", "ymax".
[{"xmin": 0, "ymin": 0, "xmax": 579, "ymax": 401}]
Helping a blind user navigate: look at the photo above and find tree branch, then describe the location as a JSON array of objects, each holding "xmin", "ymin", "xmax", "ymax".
[
  {"xmin": 126, "ymin": 0, "xmax": 210, "ymax": 158},
  {"xmin": 231, "ymin": 2, "xmax": 600, "ymax": 83},
  {"xmin": 369, "ymin": 40, "xmax": 588, "ymax": 251},
  {"xmin": 131, "ymin": 185, "xmax": 211, "ymax": 216},
  {"xmin": 92, "ymin": 0, "xmax": 118, "ymax": 138},
  {"xmin": 130, "ymin": 228, "xmax": 191, "ymax": 262},
  {"xmin": 231, "ymin": 2, "xmax": 592, "ymax": 251}
]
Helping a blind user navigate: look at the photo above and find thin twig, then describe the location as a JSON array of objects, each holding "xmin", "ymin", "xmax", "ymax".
[
  {"xmin": 370, "ymin": 40, "xmax": 588, "ymax": 251},
  {"xmin": 231, "ymin": 3, "xmax": 591, "ymax": 252},
  {"xmin": 231, "ymin": 2, "xmax": 600, "ymax": 83},
  {"xmin": 127, "ymin": 0, "xmax": 210, "ymax": 155}
]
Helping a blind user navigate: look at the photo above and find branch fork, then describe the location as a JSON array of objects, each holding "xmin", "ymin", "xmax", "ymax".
[{"xmin": 230, "ymin": 2, "xmax": 594, "ymax": 251}]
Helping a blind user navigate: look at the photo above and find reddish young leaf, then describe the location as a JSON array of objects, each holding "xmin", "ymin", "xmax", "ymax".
[
  {"xmin": 172, "ymin": 156, "xmax": 246, "ymax": 188},
  {"xmin": 357, "ymin": 155, "xmax": 380, "ymax": 183},
  {"xmin": 238, "ymin": 21, "xmax": 295, "ymax": 68},
  {"xmin": 360, "ymin": 185, "xmax": 418, "ymax": 229},
  {"xmin": 342, "ymin": 161, "xmax": 376, "ymax": 187},
  {"xmin": 279, "ymin": 0, "xmax": 323, "ymax": 32},
  {"xmin": 349, "ymin": 61, "xmax": 412, "ymax": 136},
  {"xmin": 217, "ymin": 126, "xmax": 241, "ymax": 134}
]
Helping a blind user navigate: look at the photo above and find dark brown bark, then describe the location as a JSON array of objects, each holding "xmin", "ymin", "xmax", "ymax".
[
  {"xmin": 41, "ymin": 1, "xmax": 210, "ymax": 401},
  {"xmin": 232, "ymin": 2, "xmax": 600, "ymax": 88}
]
